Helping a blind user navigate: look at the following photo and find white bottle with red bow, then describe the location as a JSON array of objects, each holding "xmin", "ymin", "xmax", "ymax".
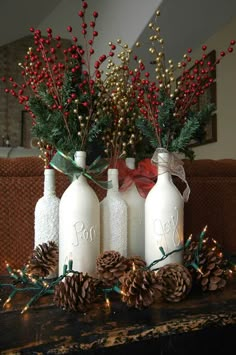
[{"xmin": 120, "ymin": 158, "xmax": 145, "ymax": 259}]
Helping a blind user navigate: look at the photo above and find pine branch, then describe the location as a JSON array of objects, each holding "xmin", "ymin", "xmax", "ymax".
[{"xmin": 135, "ymin": 117, "xmax": 158, "ymax": 149}]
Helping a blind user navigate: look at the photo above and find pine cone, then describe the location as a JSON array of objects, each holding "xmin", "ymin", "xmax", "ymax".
[
  {"xmin": 120, "ymin": 269, "xmax": 162, "ymax": 309},
  {"xmin": 184, "ymin": 239, "xmax": 230, "ymax": 291},
  {"xmin": 157, "ymin": 263, "xmax": 192, "ymax": 302},
  {"xmin": 54, "ymin": 273, "xmax": 97, "ymax": 312},
  {"xmin": 127, "ymin": 256, "xmax": 146, "ymax": 271},
  {"xmin": 26, "ymin": 241, "xmax": 58, "ymax": 277},
  {"xmin": 96, "ymin": 250, "xmax": 128, "ymax": 287}
]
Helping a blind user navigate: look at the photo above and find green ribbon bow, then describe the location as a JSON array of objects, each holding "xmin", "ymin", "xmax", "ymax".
[{"xmin": 50, "ymin": 151, "xmax": 112, "ymax": 190}]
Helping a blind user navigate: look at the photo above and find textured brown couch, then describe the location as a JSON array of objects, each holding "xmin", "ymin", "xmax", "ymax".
[{"xmin": 0, "ymin": 156, "xmax": 236, "ymax": 274}]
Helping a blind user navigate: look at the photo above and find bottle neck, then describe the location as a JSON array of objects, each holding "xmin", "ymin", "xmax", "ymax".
[
  {"xmin": 74, "ymin": 150, "xmax": 86, "ymax": 169},
  {"xmin": 74, "ymin": 151, "xmax": 87, "ymax": 182},
  {"xmin": 157, "ymin": 152, "xmax": 171, "ymax": 181},
  {"xmin": 107, "ymin": 168, "xmax": 119, "ymax": 194},
  {"xmin": 44, "ymin": 169, "xmax": 56, "ymax": 196},
  {"xmin": 125, "ymin": 157, "xmax": 135, "ymax": 170}
]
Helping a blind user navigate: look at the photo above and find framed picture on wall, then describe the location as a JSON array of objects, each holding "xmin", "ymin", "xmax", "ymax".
[
  {"xmin": 20, "ymin": 110, "xmax": 33, "ymax": 148},
  {"xmin": 189, "ymin": 50, "xmax": 217, "ymax": 147}
]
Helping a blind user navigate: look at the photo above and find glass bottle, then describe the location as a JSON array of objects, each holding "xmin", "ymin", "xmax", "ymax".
[
  {"xmin": 145, "ymin": 151, "xmax": 184, "ymax": 268},
  {"xmin": 120, "ymin": 158, "xmax": 145, "ymax": 258},
  {"xmin": 59, "ymin": 151, "xmax": 100, "ymax": 275},
  {"xmin": 100, "ymin": 168, "xmax": 127, "ymax": 256}
]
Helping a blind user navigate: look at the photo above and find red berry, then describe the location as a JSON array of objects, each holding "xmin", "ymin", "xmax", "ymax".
[
  {"xmin": 90, "ymin": 48, "xmax": 94, "ymax": 54},
  {"xmin": 93, "ymin": 11, "xmax": 98, "ymax": 18},
  {"xmin": 187, "ymin": 48, "xmax": 192, "ymax": 53},
  {"xmin": 230, "ymin": 39, "xmax": 236, "ymax": 45},
  {"xmin": 29, "ymin": 27, "xmax": 34, "ymax": 32},
  {"xmin": 94, "ymin": 61, "xmax": 100, "ymax": 69},
  {"xmin": 90, "ymin": 21, "xmax": 95, "ymax": 28},
  {"xmin": 73, "ymin": 36, "xmax": 78, "ymax": 42},
  {"xmin": 82, "ymin": 2, "xmax": 88, "ymax": 9},
  {"xmin": 82, "ymin": 23, "xmax": 87, "ymax": 29},
  {"xmin": 220, "ymin": 51, "xmax": 225, "ymax": 57},
  {"xmin": 202, "ymin": 45, "xmax": 207, "ymax": 51},
  {"xmin": 78, "ymin": 11, "xmax": 84, "ymax": 17},
  {"xmin": 47, "ymin": 28, "xmax": 52, "ymax": 33},
  {"xmin": 228, "ymin": 47, "xmax": 233, "ymax": 53},
  {"xmin": 88, "ymin": 40, "xmax": 93, "ymax": 45},
  {"xmin": 82, "ymin": 29, "xmax": 87, "ymax": 35},
  {"xmin": 93, "ymin": 31, "xmax": 98, "ymax": 37},
  {"xmin": 67, "ymin": 26, "xmax": 72, "ymax": 32}
]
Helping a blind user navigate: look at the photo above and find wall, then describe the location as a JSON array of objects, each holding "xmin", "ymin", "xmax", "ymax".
[
  {"xmin": 38, "ymin": 0, "xmax": 161, "ymax": 59},
  {"xmin": 0, "ymin": 36, "xmax": 33, "ymax": 148},
  {"xmin": 190, "ymin": 15, "xmax": 236, "ymax": 159}
]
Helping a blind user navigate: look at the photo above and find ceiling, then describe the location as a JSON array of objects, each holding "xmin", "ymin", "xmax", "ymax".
[{"xmin": 0, "ymin": 0, "xmax": 236, "ymax": 61}]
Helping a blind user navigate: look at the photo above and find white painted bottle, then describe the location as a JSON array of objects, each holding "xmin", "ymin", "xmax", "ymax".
[
  {"xmin": 120, "ymin": 158, "xmax": 145, "ymax": 258},
  {"xmin": 34, "ymin": 168, "xmax": 60, "ymax": 247},
  {"xmin": 59, "ymin": 151, "xmax": 100, "ymax": 275},
  {"xmin": 34, "ymin": 168, "xmax": 60, "ymax": 277},
  {"xmin": 100, "ymin": 168, "xmax": 127, "ymax": 256},
  {"xmin": 145, "ymin": 151, "xmax": 184, "ymax": 268}
]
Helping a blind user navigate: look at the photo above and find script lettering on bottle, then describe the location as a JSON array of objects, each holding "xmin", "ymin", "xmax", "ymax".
[
  {"xmin": 72, "ymin": 221, "xmax": 96, "ymax": 246},
  {"xmin": 153, "ymin": 207, "xmax": 180, "ymax": 252}
]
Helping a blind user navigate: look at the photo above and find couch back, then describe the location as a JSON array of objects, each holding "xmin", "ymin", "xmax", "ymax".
[{"xmin": 0, "ymin": 157, "xmax": 235, "ymax": 274}]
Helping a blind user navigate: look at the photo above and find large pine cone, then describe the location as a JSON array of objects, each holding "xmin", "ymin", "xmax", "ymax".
[
  {"xmin": 120, "ymin": 269, "xmax": 162, "ymax": 309},
  {"xmin": 96, "ymin": 250, "xmax": 128, "ymax": 287},
  {"xmin": 54, "ymin": 273, "xmax": 97, "ymax": 312},
  {"xmin": 127, "ymin": 256, "xmax": 146, "ymax": 271},
  {"xmin": 184, "ymin": 239, "xmax": 230, "ymax": 291},
  {"xmin": 157, "ymin": 263, "xmax": 192, "ymax": 302},
  {"xmin": 26, "ymin": 241, "xmax": 58, "ymax": 277}
]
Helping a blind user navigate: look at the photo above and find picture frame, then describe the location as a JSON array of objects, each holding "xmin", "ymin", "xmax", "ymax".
[
  {"xmin": 20, "ymin": 110, "xmax": 33, "ymax": 148},
  {"xmin": 188, "ymin": 50, "xmax": 217, "ymax": 147}
]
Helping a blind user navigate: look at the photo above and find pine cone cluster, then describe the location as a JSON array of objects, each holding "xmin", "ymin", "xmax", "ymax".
[
  {"xmin": 26, "ymin": 241, "xmax": 58, "ymax": 277},
  {"xmin": 157, "ymin": 263, "xmax": 192, "ymax": 302},
  {"xmin": 54, "ymin": 273, "xmax": 97, "ymax": 312},
  {"xmin": 96, "ymin": 250, "xmax": 128, "ymax": 287},
  {"xmin": 184, "ymin": 239, "xmax": 230, "ymax": 291},
  {"xmin": 120, "ymin": 269, "xmax": 162, "ymax": 309}
]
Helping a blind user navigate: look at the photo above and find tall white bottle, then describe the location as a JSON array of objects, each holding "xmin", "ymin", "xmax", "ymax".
[
  {"xmin": 100, "ymin": 168, "xmax": 127, "ymax": 257},
  {"xmin": 59, "ymin": 151, "xmax": 100, "ymax": 275},
  {"xmin": 120, "ymin": 158, "xmax": 145, "ymax": 258},
  {"xmin": 145, "ymin": 152, "xmax": 184, "ymax": 268},
  {"xmin": 34, "ymin": 168, "xmax": 60, "ymax": 248}
]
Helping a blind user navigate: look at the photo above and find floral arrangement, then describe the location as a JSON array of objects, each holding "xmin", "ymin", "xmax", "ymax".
[
  {"xmin": 1, "ymin": 1, "xmax": 118, "ymax": 159},
  {"xmin": 94, "ymin": 40, "xmax": 146, "ymax": 167},
  {"xmin": 1, "ymin": 2, "xmax": 235, "ymax": 164},
  {"xmin": 132, "ymin": 10, "xmax": 236, "ymax": 158}
]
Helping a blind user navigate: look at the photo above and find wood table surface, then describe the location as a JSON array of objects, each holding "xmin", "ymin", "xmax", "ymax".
[{"xmin": 0, "ymin": 275, "xmax": 235, "ymax": 354}]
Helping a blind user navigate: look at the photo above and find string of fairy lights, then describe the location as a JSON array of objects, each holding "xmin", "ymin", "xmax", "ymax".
[{"xmin": 0, "ymin": 225, "xmax": 234, "ymax": 314}]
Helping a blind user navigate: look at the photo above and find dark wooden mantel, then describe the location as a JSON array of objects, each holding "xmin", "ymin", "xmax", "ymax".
[{"xmin": 0, "ymin": 276, "xmax": 235, "ymax": 354}]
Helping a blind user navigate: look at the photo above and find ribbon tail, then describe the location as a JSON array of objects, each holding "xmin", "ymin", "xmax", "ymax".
[
  {"xmin": 84, "ymin": 172, "xmax": 112, "ymax": 190},
  {"xmin": 88, "ymin": 156, "xmax": 109, "ymax": 175}
]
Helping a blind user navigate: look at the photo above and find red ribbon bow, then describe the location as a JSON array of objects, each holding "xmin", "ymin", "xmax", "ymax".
[{"xmin": 117, "ymin": 158, "xmax": 157, "ymax": 198}]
